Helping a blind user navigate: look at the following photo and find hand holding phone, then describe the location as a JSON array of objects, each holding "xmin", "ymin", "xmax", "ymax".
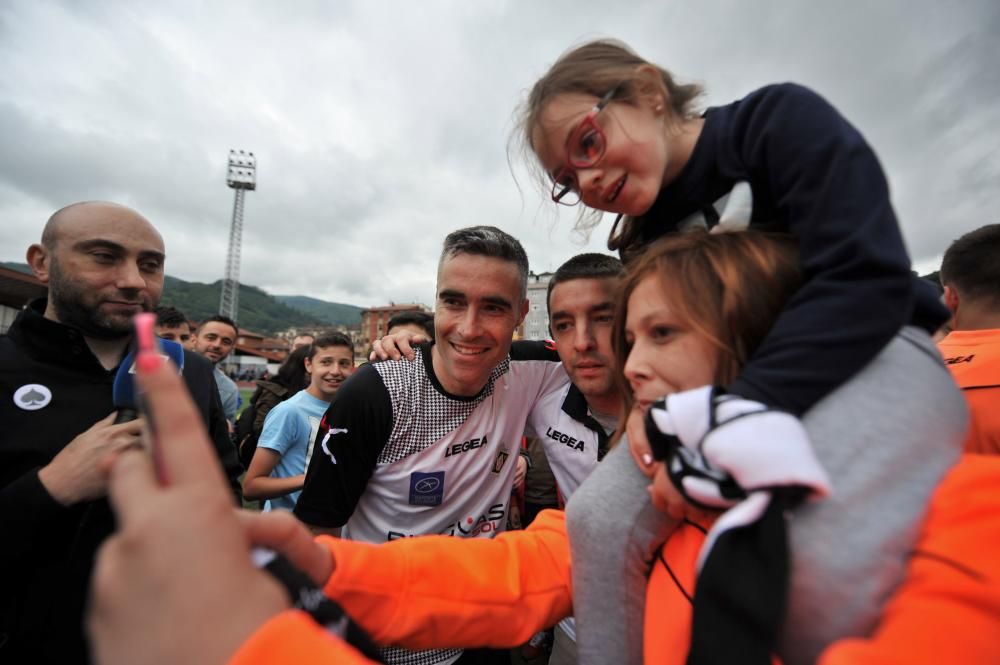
[{"xmin": 88, "ymin": 313, "xmax": 382, "ymax": 665}]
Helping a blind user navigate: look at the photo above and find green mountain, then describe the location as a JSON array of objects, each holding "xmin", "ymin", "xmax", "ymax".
[
  {"xmin": 274, "ymin": 295, "xmax": 363, "ymax": 327},
  {"xmin": 1, "ymin": 262, "xmax": 360, "ymax": 336},
  {"xmin": 159, "ymin": 277, "xmax": 325, "ymax": 335}
]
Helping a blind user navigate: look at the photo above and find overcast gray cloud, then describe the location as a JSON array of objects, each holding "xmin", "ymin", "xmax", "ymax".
[{"xmin": 1, "ymin": 0, "xmax": 997, "ymax": 307}]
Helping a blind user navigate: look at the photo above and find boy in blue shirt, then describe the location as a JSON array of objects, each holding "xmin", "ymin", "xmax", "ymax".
[{"xmin": 243, "ymin": 333, "xmax": 355, "ymax": 511}]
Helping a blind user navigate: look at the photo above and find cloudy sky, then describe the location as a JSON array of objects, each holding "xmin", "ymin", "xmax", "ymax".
[{"xmin": 2, "ymin": 1, "xmax": 997, "ymax": 308}]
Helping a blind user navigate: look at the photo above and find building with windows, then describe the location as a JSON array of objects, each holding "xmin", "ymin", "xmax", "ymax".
[
  {"xmin": 360, "ymin": 303, "xmax": 432, "ymax": 348},
  {"xmin": 520, "ymin": 271, "xmax": 553, "ymax": 341},
  {"xmin": 0, "ymin": 265, "xmax": 46, "ymax": 334}
]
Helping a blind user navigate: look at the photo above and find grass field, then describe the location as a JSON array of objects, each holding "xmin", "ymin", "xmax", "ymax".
[{"xmin": 237, "ymin": 388, "xmax": 254, "ymax": 417}]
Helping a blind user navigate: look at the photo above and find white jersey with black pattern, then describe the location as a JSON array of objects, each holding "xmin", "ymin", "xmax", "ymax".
[
  {"xmin": 525, "ymin": 381, "xmax": 614, "ymax": 505},
  {"xmin": 341, "ymin": 343, "xmax": 565, "ymax": 665},
  {"xmin": 343, "ymin": 345, "xmax": 566, "ymax": 544}
]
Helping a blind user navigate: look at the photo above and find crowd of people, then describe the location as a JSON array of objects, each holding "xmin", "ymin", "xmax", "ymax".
[{"xmin": 2, "ymin": 38, "xmax": 998, "ymax": 665}]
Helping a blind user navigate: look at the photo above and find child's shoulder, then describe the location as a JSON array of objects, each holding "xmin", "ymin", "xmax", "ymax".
[
  {"xmin": 727, "ymin": 82, "xmax": 835, "ymax": 118},
  {"xmin": 710, "ymin": 83, "xmax": 850, "ymax": 152}
]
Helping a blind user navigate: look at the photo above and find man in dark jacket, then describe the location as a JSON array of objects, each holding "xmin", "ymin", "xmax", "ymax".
[{"xmin": 0, "ymin": 201, "xmax": 243, "ymax": 664}]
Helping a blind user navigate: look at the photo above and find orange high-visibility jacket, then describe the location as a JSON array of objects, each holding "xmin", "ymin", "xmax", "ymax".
[
  {"xmin": 939, "ymin": 329, "xmax": 1000, "ymax": 455},
  {"xmin": 229, "ymin": 456, "xmax": 1000, "ymax": 665}
]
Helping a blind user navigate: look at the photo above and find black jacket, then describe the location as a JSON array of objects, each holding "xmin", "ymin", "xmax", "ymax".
[
  {"xmin": 637, "ymin": 83, "xmax": 948, "ymax": 414},
  {"xmin": 0, "ymin": 300, "xmax": 242, "ymax": 664}
]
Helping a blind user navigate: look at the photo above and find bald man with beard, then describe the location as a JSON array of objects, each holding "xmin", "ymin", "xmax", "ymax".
[{"xmin": 0, "ymin": 201, "xmax": 243, "ymax": 664}]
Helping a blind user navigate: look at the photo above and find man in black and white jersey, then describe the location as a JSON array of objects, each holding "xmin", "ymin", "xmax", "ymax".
[
  {"xmin": 523, "ymin": 253, "xmax": 625, "ymax": 665},
  {"xmin": 527, "ymin": 253, "xmax": 625, "ymax": 504},
  {"xmin": 294, "ymin": 226, "xmax": 565, "ymax": 665}
]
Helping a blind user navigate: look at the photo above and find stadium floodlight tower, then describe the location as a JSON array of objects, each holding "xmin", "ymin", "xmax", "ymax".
[{"xmin": 220, "ymin": 149, "xmax": 256, "ymax": 324}]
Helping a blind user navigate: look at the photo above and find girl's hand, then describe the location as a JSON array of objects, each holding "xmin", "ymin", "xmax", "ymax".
[
  {"xmin": 628, "ymin": 403, "xmax": 719, "ymax": 524},
  {"xmin": 647, "ymin": 464, "xmax": 717, "ymax": 524},
  {"xmin": 626, "ymin": 404, "xmax": 657, "ymax": 478}
]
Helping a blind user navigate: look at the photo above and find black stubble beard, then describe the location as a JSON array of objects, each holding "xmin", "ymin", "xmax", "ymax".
[{"xmin": 48, "ymin": 260, "xmax": 147, "ymax": 340}]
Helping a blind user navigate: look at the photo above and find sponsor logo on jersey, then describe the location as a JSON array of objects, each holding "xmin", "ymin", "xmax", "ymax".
[
  {"xmin": 491, "ymin": 445, "xmax": 510, "ymax": 474},
  {"xmin": 387, "ymin": 530, "xmax": 412, "ymax": 541},
  {"xmin": 389, "ymin": 503, "xmax": 507, "ymax": 540},
  {"xmin": 444, "ymin": 434, "xmax": 488, "ymax": 458},
  {"xmin": 447, "ymin": 503, "xmax": 506, "ymax": 537},
  {"xmin": 408, "ymin": 470, "xmax": 445, "ymax": 506},
  {"xmin": 945, "ymin": 354, "xmax": 975, "ymax": 365},
  {"xmin": 545, "ymin": 426, "xmax": 587, "ymax": 452},
  {"xmin": 13, "ymin": 384, "xmax": 52, "ymax": 411}
]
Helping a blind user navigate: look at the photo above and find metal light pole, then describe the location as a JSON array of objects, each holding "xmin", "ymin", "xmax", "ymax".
[{"xmin": 220, "ymin": 149, "xmax": 256, "ymax": 323}]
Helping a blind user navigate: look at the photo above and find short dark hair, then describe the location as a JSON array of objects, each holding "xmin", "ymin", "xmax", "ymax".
[
  {"xmin": 940, "ymin": 224, "xmax": 1000, "ymax": 306},
  {"xmin": 154, "ymin": 305, "xmax": 189, "ymax": 328},
  {"xmin": 439, "ymin": 226, "xmax": 530, "ymax": 300},
  {"xmin": 197, "ymin": 314, "xmax": 238, "ymax": 338},
  {"xmin": 387, "ymin": 311, "xmax": 435, "ymax": 338},
  {"xmin": 309, "ymin": 332, "xmax": 354, "ymax": 359},
  {"xmin": 546, "ymin": 253, "xmax": 625, "ymax": 311}
]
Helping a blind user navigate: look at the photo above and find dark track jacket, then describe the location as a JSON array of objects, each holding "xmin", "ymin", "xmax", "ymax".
[{"xmin": 0, "ymin": 300, "xmax": 242, "ymax": 663}]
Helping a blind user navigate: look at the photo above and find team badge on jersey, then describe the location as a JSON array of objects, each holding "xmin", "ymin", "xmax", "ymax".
[
  {"xmin": 491, "ymin": 445, "xmax": 510, "ymax": 475},
  {"xmin": 14, "ymin": 384, "xmax": 52, "ymax": 411},
  {"xmin": 409, "ymin": 471, "xmax": 445, "ymax": 506}
]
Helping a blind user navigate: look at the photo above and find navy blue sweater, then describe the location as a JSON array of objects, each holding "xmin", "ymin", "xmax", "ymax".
[{"xmin": 637, "ymin": 83, "xmax": 947, "ymax": 414}]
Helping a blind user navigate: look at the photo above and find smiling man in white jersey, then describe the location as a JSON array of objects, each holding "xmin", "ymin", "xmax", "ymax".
[{"xmin": 295, "ymin": 226, "xmax": 565, "ymax": 665}]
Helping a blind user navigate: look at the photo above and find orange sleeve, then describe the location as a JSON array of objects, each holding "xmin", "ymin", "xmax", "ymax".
[
  {"xmin": 320, "ymin": 508, "xmax": 573, "ymax": 650},
  {"xmin": 228, "ymin": 610, "xmax": 376, "ymax": 665},
  {"xmin": 819, "ymin": 456, "xmax": 1000, "ymax": 665}
]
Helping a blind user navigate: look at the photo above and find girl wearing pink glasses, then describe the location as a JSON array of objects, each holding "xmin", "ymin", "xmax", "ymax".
[{"xmin": 517, "ymin": 39, "xmax": 967, "ymax": 664}]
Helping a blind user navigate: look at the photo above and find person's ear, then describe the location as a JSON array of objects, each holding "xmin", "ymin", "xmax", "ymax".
[
  {"xmin": 518, "ymin": 299, "xmax": 530, "ymax": 326},
  {"xmin": 942, "ymin": 284, "xmax": 960, "ymax": 315},
  {"xmin": 634, "ymin": 64, "xmax": 669, "ymax": 115},
  {"xmin": 26, "ymin": 243, "xmax": 51, "ymax": 284}
]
